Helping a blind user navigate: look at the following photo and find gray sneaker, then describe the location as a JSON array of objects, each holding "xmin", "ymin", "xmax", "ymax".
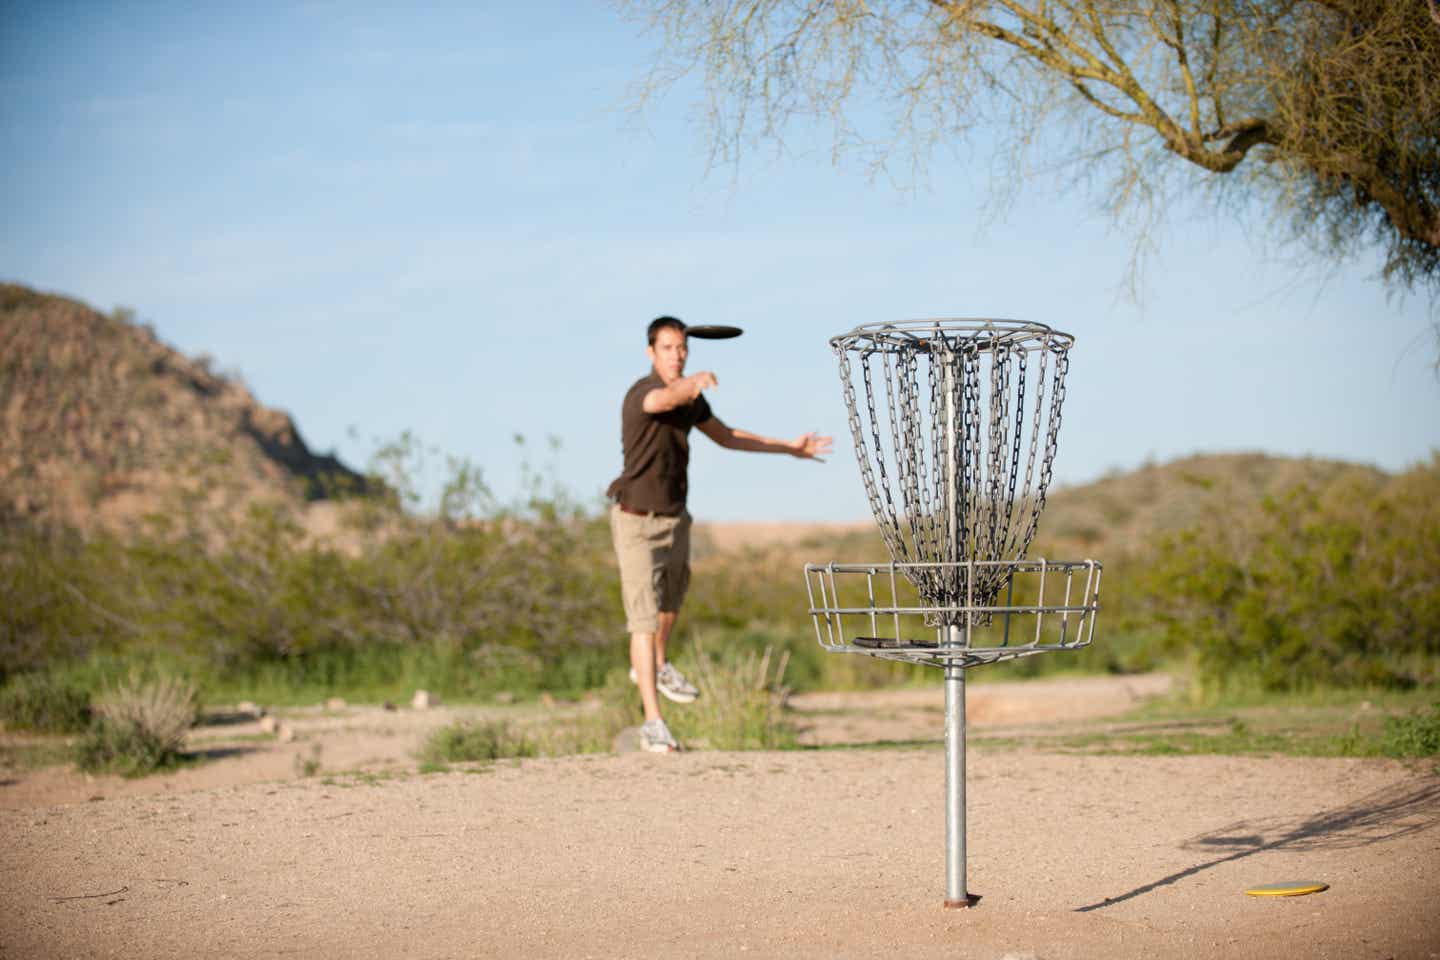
[
  {"xmin": 639, "ymin": 718, "xmax": 679, "ymax": 753},
  {"xmin": 657, "ymin": 662, "xmax": 699, "ymax": 703},
  {"xmin": 628, "ymin": 663, "xmax": 701, "ymax": 704}
]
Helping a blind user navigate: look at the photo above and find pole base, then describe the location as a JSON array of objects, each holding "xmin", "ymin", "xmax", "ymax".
[{"xmin": 943, "ymin": 893, "xmax": 981, "ymax": 909}]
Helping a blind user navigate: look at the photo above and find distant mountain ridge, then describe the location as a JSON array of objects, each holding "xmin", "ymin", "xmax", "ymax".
[
  {"xmin": 2, "ymin": 282, "xmax": 1399, "ymax": 550},
  {"xmin": 693, "ymin": 451, "xmax": 1391, "ymax": 562},
  {"xmin": 0, "ymin": 283, "xmax": 368, "ymax": 533}
]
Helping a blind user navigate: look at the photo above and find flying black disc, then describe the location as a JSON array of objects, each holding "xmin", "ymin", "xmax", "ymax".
[{"xmin": 686, "ymin": 324, "xmax": 743, "ymax": 340}]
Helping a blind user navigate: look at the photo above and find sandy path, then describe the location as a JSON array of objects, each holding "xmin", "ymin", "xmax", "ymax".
[{"xmin": 2, "ymin": 677, "xmax": 1437, "ymax": 959}]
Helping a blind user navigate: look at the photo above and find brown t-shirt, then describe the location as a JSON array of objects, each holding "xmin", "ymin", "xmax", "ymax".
[{"xmin": 605, "ymin": 371, "xmax": 713, "ymax": 515}]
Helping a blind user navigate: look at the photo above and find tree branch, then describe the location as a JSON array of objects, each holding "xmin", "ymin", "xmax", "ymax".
[
  {"xmin": 1160, "ymin": 0, "xmax": 1203, "ymax": 135},
  {"xmin": 1324, "ymin": 154, "xmax": 1440, "ymax": 248}
]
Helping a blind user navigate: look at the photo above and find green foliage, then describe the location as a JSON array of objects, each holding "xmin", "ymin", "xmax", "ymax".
[
  {"xmin": 667, "ymin": 639, "xmax": 798, "ymax": 751},
  {"xmin": 4, "ymin": 443, "xmax": 1435, "ymax": 705},
  {"xmin": 1380, "ymin": 703, "xmax": 1440, "ymax": 759},
  {"xmin": 75, "ymin": 719, "xmax": 183, "ymax": 777},
  {"xmin": 1132, "ymin": 458, "xmax": 1440, "ymax": 693},
  {"xmin": 419, "ymin": 719, "xmax": 538, "ymax": 768},
  {"xmin": 0, "ymin": 435, "xmax": 622, "ymax": 701},
  {"xmin": 76, "ymin": 673, "xmax": 197, "ymax": 776},
  {"xmin": 0, "ymin": 672, "xmax": 93, "ymax": 733},
  {"xmin": 0, "ymin": 524, "xmax": 124, "ymax": 681}
]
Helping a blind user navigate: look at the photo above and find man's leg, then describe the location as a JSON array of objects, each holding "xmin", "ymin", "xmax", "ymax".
[
  {"xmin": 649, "ymin": 512, "xmax": 698, "ymax": 702},
  {"xmin": 654, "ymin": 610, "xmax": 678, "ymax": 671},
  {"xmin": 630, "ymin": 630, "xmax": 664, "ymax": 722},
  {"xmin": 612, "ymin": 504, "xmax": 678, "ymax": 743}
]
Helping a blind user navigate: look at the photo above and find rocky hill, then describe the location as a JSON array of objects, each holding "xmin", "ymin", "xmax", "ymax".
[
  {"xmin": 2, "ymin": 281, "xmax": 1396, "ymax": 551},
  {"xmin": 0, "ymin": 283, "xmax": 368, "ymax": 534},
  {"xmin": 1034, "ymin": 451, "xmax": 1387, "ymax": 558}
]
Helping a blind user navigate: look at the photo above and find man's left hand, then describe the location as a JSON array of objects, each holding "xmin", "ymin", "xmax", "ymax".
[{"xmin": 790, "ymin": 432, "xmax": 834, "ymax": 461}]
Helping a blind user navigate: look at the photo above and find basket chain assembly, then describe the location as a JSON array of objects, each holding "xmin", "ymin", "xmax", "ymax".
[{"xmin": 834, "ymin": 323, "xmax": 1073, "ymax": 627}]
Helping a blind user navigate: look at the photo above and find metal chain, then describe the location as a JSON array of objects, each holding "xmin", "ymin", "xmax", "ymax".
[{"xmin": 831, "ymin": 322, "xmax": 1070, "ymax": 619}]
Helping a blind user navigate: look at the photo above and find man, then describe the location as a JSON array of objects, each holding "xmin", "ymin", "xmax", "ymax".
[{"xmin": 606, "ymin": 316, "xmax": 833, "ymax": 753}]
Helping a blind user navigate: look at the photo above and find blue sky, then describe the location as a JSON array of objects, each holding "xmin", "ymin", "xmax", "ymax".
[{"xmin": 3, "ymin": 2, "xmax": 1437, "ymax": 523}]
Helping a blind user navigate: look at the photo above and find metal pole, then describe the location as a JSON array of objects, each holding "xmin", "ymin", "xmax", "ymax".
[
  {"xmin": 945, "ymin": 627, "xmax": 971, "ymax": 907},
  {"xmin": 943, "ymin": 348, "xmax": 975, "ymax": 908}
]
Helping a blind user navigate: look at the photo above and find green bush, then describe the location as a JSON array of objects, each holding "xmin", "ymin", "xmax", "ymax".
[
  {"xmin": 75, "ymin": 674, "xmax": 197, "ymax": 776},
  {"xmin": 75, "ymin": 719, "xmax": 181, "ymax": 777},
  {"xmin": 1133, "ymin": 458, "xmax": 1440, "ymax": 693},
  {"xmin": 0, "ymin": 673, "xmax": 93, "ymax": 733},
  {"xmin": 1381, "ymin": 703, "xmax": 1440, "ymax": 758},
  {"xmin": 8, "ymin": 432, "xmax": 1433, "ymax": 704},
  {"xmin": 419, "ymin": 719, "xmax": 538, "ymax": 767},
  {"xmin": 666, "ymin": 638, "xmax": 798, "ymax": 750}
]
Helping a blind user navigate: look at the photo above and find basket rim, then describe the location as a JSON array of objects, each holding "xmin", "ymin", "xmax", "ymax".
[{"xmin": 829, "ymin": 318, "xmax": 1075, "ymax": 352}]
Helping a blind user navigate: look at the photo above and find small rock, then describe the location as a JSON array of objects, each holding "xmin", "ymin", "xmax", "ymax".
[
  {"xmin": 539, "ymin": 692, "xmax": 556, "ymax": 708},
  {"xmin": 277, "ymin": 724, "xmax": 297, "ymax": 743},
  {"xmin": 236, "ymin": 700, "xmax": 262, "ymax": 718},
  {"xmin": 1360, "ymin": 700, "xmax": 1373, "ymax": 711},
  {"xmin": 382, "ymin": 700, "xmax": 397, "ymax": 712},
  {"xmin": 259, "ymin": 716, "xmax": 280, "ymax": 734},
  {"xmin": 324, "ymin": 697, "xmax": 347, "ymax": 711},
  {"xmin": 411, "ymin": 689, "xmax": 438, "ymax": 710},
  {"xmin": 493, "ymin": 691, "xmax": 515, "ymax": 705}
]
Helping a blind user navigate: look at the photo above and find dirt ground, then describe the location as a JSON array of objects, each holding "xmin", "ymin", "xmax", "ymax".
[{"xmin": 3, "ymin": 674, "xmax": 1437, "ymax": 960}]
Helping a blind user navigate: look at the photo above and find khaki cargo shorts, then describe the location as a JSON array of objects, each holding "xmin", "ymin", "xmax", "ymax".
[{"xmin": 609, "ymin": 504, "xmax": 692, "ymax": 635}]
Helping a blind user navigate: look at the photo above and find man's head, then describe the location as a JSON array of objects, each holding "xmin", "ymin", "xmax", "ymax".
[
  {"xmin": 647, "ymin": 316, "xmax": 686, "ymax": 345},
  {"xmin": 646, "ymin": 316, "xmax": 688, "ymax": 384}
]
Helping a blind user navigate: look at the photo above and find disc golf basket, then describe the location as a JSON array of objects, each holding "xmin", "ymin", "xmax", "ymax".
[{"xmin": 804, "ymin": 319, "xmax": 1102, "ymax": 908}]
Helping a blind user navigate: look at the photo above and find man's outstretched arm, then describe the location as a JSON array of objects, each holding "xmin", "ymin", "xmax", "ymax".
[
  {"xmin": 643, "ymin": 372, "xmax": 718, "ymax": 414},
  {"xmin": 697, "ymin": 417, "xmax": 833, "ymax": 460}
]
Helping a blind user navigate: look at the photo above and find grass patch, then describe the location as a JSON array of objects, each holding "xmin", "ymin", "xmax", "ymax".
[
  {"xmin": 293, "ymin": 743, "xmax": 323, "ymax": 777},
  {"xmin": 419, "ymin": 719, "xmax": 539, "ymax": 767},
  {"xmin": 963, "ymin": 687, "xmax": 1440, "ymax": 761},
  {"xmin": 1377, "ymin": 702, "xmax": 1440, "ymax": 758},
  {"xmin": 0, "ymin": 739, "xmax": 76, "ymax": 771},
  {"xmin": 319, "ymin": 769, "xmax": 405, "ymax": 787},
  {"xmin": 1047, "ymin": 718, "xmax": 1367, "ymax": 757},
  {"xmin": 0, "ymin": 673, "xmax": 93, "ymax": 733},
  {"xmin": 667, "ymin": 639, "xmax": 798, "ymax": 751}
]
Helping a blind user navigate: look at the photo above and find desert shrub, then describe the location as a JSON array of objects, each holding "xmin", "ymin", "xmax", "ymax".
[
  {"xmin": 75, "ymin": 719, "xmax": 180, "ymax": 776},
  {"xmin": 1381, "ymin": 703, "xmax": 1440, "ymax": 758},
  {"xmin": 419, "ymin": 719, "xmax": 538, "ymax": 767},
  {"xmin": 1133, "ymin": 458, "xmax": 1440, "ymax": 693},
  {"xmin": 666, "ymin": 637, "xmax": 798, "ymax": 750},
  {"xmin": 76, "ymin": 673, "xmax": 197, "ymax": 776},
  {"xmin": 0, "ymin": 672, "xmax": 93, "ymax": 733}
]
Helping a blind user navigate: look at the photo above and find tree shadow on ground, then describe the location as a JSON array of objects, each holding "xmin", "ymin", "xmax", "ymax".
[{"xmin": 1075, "ymin": 776, "xmax": 1440, "ymax": 912}]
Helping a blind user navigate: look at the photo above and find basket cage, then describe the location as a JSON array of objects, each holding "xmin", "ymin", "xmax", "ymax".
[{"xmin": 804, "ymin": 559, "xmax": 1102, "ymax": 669}]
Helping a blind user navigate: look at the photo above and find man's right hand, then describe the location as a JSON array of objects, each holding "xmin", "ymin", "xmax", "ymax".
[
  {"xmin": 676, "ymin": 371, "xmax": 718, "ymax": 402},
  {"xmin": 644, "ymin": 370, "xmax": 718, "ymax": 414}
]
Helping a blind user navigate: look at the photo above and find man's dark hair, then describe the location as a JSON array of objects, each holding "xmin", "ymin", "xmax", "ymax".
[{"xmin": 647, "ymin": 316, "xmax": 686, "ymax": 345}]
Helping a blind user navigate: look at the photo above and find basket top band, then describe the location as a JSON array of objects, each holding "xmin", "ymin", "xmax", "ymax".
[{"xmin": 830, "ymin": 318, "xmax": 1075, "ymax": 354}]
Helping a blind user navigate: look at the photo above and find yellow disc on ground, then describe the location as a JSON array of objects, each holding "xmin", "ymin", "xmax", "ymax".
[{"xmin": 1244, "ymin": 881, "xmax": 1330, "ymax": 897}]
